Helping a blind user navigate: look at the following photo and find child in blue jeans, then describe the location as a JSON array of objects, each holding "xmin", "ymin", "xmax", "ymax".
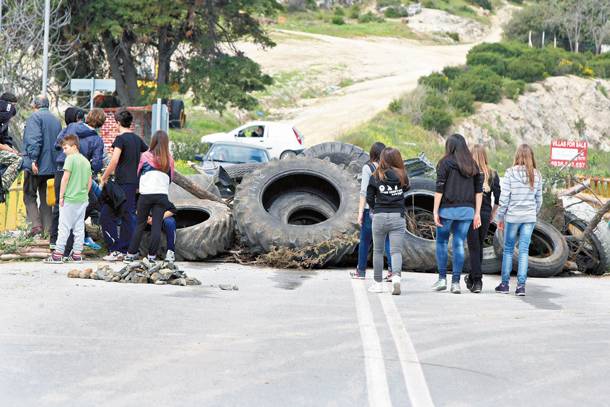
[{"xmin": 495, "ymin": 144, "xmax": 542, "ymax": 296}]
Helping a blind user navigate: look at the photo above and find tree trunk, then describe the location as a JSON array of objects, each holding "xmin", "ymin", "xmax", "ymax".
[
  {"xmin": 102, "ymin": 33, "xmax": 140, "ymax": 106},
  {"xmin": 156, "ymin": 25, "xmax": 173, "ymax": 89},
  {"xmin": 173, "ymin": 172, "xmax": 224, "ymax": 203}
]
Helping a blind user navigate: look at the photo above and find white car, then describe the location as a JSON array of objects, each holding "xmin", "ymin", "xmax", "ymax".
[{"xmin": 200, "ymin": 121, "xmax": 305, "ymax": 159}]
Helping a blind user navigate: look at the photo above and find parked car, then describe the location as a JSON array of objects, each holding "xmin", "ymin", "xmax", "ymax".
[
  {"xmin": 200, "ymin": 121, "xmax": 305, "ymax": 159},
  {"xmin": 194, "ymin": 141, "xmax": 271, "ymax": 176}
]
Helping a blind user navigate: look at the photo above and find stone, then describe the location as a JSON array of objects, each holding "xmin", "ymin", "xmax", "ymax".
[
  {"xmin": 169, "ymin": 278, "xmax": 186, "ymax": 286},
  {"xmin": 150, "ymin": 272, "xmax": 161, "ymax": 283},
  {"xmin": 185, "ymin": 278, "xmax": 202, "ymax": 286},
  {"xmin": 154, "ymin": 280, "xmax": 166, "ymax": 285},
  {"xmin": 67, "ymin": 269, "xmax": 80, "ymax": 278}
]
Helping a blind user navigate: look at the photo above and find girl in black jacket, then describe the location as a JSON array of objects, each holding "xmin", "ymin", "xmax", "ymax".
[
  {"xmin": 465, "ymin": 144, "xmax": 500, "ymax": 293},
  {"xmin": 366, "ymin": 148, "xmax": 409, "ymax": 295},
  {"xmin": 432, "ymin": 134, "xmax": 483, "ymax": 294}
]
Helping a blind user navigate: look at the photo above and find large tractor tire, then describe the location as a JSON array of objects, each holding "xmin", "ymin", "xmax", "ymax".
[
  {"xmin": 233, "ymin": 157, "xmax": 359, "ymax": 264},
  {"xmin": 401, "ymin": 177, "xmax": 437, "ymax": 272},
  {"xmin": 169, "ymin": 99, "xmax": 186, "ymax": 129},
  {"xmin": 493, "ymin": 220, "xmax": 569, "ymax": 278},
  {"xmin": 268, "ymin": 191, "xmax": 337, "ymax": 224},
  {"xmin": 140, "ymin": 199, "xmax": 233, "ymax": 260},
  {"xmin": 303, "ymin": 142, "xmax": 369, "ymax": 177},
  {"xmin": 562, "ymin": 213, "xmax": 608, "ymax": 275},
  {"xmin": 222, "ymin": 163, "xmax": 267, "ymax": 183}
]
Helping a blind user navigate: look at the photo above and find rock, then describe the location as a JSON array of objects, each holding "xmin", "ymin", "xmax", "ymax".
[
  {"xmin": 159, "ymin": 269, "xmax": 173, "ymax": 281},
  {"xmin": 79, "ymin": 268, "xmax": 93, "ymax": 279},
  {"xmin": 219, "ymin": 283, "xmax": 238, "ymax": 291},
  {"xmin": 150, "ymin": 272, "xmax": 161, "ymax": 283},
  {"xmin": 134, "ymin": 274, "xmax": 149, "ymax": 284},
  {"xmin": 154, "ymin": 280, "xmax": 167, "ymax": 285},
  {"xmin": 169, "ymin": 278, "xmax": 186, "ymax": 286},
  {"xmin": 112, "ymin": 276, "xmax": 121, "ymax": 282},
  {"xmin": 67, "ymin": 269, "xmax": 80, "ymax": 278},
  {"xmin": 185, "ymin": 277, "xmax": 202, "ymax": 286}
]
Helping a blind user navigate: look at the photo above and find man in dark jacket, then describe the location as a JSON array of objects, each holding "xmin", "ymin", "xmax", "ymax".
[
  {"xmin": 0, "ymin": 93, "xmax": 23, "ymax": 200},
  {"xmin": 22, "ymin": 95, "xmax": 62, "ymax": 236}
]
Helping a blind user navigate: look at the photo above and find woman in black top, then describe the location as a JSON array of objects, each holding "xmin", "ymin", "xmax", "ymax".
[
  {"xmin": 432, "ymin": 134, "xmax": 483, "ymax": 294},
  {"xmin": 366, "ymin": 148, "xmax": 410, "ymax": 295},
  {"xmin": 465, "ymin": 144, "xmax": 500, "ymax": 293}
]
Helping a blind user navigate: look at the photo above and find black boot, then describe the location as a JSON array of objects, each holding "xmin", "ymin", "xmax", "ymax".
[
  {"xmin": 465, "ymin": 274, "xmax": 474, "ymax": 291},
  {"xmin": 473, "ymin": 279, "xmax": 483, "ymax": 293}
]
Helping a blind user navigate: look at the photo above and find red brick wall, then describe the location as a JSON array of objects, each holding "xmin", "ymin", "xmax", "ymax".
[{"xmin": 99, "ymin": 107, "xmax": 152, "ymax": 151}]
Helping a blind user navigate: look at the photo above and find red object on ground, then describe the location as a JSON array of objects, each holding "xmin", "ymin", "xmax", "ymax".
[{"xmin": 550, "ymin": 139, "xmax": 588, "ymax": 169}]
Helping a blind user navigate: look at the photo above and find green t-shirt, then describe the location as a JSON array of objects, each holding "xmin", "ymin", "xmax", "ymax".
[{"xmin": 63, "ymin": 153, "xmax": 92, "ymax": 204}]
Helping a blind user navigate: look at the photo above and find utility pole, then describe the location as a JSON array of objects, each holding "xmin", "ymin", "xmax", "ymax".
[
  {"xmin": 0, "ymin": 0, "xmax": 4, "ymax": 35},
  {"xmin": 41, "ymin": 0, "xmax": 50, "ymax": 97}
]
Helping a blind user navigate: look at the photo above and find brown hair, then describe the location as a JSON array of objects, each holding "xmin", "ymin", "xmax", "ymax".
[
  {"xmin": 149, "ymin": 130, "xmax": 171, "ymax": 173},
  {"xmin": 471, "ymin": 144, "xmax": 492, "ymax": 193},
  {"xmin": 373, "ymin": 147, "xmax": 408, "ymax": 187},
  {"xmin": 61, "ymin": 134, "xmax": 80, "ymax": 148},
  {"xmin": 86, "ymin": 108, "xmax": 106, "ymax": 128},
  {"xmin": 369, "ymin": 142, "xmax": 386, "ymax": 163},
  {"xmin": 513, "ymin": 144, "xmax": 537, "ymax": 189}
]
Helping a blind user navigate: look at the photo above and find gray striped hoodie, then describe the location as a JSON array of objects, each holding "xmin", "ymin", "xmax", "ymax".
[{"xmin": 495, "ymin": 165, "xmax": 543, "ymax": 224}]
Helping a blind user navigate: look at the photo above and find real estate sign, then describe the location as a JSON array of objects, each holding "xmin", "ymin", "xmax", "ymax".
[{"xmin": 550, "ymin": 139, "xmax": 588, "ymax": 169}]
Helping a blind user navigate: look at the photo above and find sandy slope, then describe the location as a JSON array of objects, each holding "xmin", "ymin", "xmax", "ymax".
[{"xmin": 238, "ymin": 6, "xmax": 513, "ymax": 146}]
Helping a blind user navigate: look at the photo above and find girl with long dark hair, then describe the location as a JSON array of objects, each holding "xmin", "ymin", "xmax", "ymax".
[
  {"xmin": 495, "ymin": 144, "xmax": 542, "ymax": 296},
  {"xmin": 366, "ymin": 147, "xmax": 409, "ymax": 295},
  {"xmin": 352, "ymin": 141, "xmax": 393, "ymax": 280},
  {"xmin": 432, "ymin": 134, "xmax": 483, "ymax": 294},
  {"xmin": 465, "ymin": 144, "xmax": 500, "ymax": 293},
  {"xmin": 125, "ymin": 130, "xmax": 175, "ymax": 263}
]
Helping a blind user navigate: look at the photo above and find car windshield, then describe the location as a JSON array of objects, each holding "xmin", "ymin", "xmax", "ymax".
[{"xmin": 206, "ymin": 144, "xmax": 268, "ymax": 164}]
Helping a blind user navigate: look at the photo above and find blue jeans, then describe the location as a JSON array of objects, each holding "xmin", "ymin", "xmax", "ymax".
[
  {"xmin": 436, "ymin": 218, "xmax": 472, "ymax": 283},
  {"xmin": 100, "ymin": 183, "xmax": 137, "ymax": 253},
  {"xmin": 163, "ymin": 217, "xmax": 176, "ymax": 252},
  {"xmin": 501, "ymin": 222, "xmax": 535, "ymax": 285},
  {"xmin": 357, "ymin": 209, "xmax": 391, "ymax": 276}
]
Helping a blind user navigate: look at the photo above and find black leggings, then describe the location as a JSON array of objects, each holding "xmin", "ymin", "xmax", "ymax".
[
  {"xmin": 467, "ymin": 212, "xmax": 492, "ymax": 281},
  {"xmin": 128, "ymin": 194, "xmax": 167, "ymax": 257}
]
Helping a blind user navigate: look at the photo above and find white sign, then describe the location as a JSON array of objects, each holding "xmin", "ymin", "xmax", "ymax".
[{"xmin": 70, "ymin": 78, "xmax": 116, "ymax": 92}]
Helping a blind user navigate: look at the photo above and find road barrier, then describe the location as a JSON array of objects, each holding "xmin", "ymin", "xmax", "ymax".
[
  {"xmin": 0, "ymin": 175, "xmax": 26, "ymax": 232},
  {"xmin": 566, "ymin": 176, "xmax": 610, "ymax": 198}
]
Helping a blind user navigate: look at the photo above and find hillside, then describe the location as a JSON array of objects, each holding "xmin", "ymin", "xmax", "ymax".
[{"xmin": 455, "ymin": 76, "xmax": 610, "ymax": 151}]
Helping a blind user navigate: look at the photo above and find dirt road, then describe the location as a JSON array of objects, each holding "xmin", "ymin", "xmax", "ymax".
[{"xmin": 239, "ymin": 6, "xmax": 513, "ymax": 146}]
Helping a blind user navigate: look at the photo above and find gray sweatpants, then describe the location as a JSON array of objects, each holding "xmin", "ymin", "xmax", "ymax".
[
  {"xmin": 372, "ymin": 212, "xmax": 404, "ymax": 282},
  {"xmin": 56, "ymin": 201, "xmax": 88, "ymax": 255}
]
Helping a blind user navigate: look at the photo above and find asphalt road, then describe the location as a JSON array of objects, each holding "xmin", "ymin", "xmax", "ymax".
[{"xmin": 1, "ymin": 261, "xmax": 609, "ymax": 407}]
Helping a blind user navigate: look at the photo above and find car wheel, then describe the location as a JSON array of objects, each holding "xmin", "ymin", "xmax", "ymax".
[{"xmin": 280, "ymin": 150, "xmax": 297, "ymax": 160}]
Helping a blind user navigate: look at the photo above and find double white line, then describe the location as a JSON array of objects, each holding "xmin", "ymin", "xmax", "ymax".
[{"xmin": 351, "ymin": 279, "xmax": 434, "ymax": 407}]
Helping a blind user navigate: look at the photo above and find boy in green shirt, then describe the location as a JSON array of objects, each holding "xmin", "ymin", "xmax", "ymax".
[{"xmin": 45, "ymin": 135, "xmax": 92, "ymax": 263}]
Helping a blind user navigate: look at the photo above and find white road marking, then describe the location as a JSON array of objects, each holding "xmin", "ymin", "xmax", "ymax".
[
  {"xmin": 351, "ymin": 279, "xmax": 392, "ymax": 407},
  {"xmin": 379, "ymin": 294, "xmax": 435, "ymax": 407}
]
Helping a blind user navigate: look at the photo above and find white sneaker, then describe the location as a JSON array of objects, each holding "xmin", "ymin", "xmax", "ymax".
[
  {"xmin": 391, "ymin": 275, "xmax": 401, "ymax": 295},
  {"xmin": 368, "ymin": 282, "xmax": 386, "ymax": 293},
  {"xmin": 103, "ymin": 251, "xmax": 124, "ymax": 262},
  {"xmin": 165, "ymin": 250, "xmax": 175, "ymax": 263}
]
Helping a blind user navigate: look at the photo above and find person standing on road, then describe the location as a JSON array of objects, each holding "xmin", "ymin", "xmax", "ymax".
[
  {"xmin": 366, "ymin": 147, "xmax": 409, "ymax": 295},
  {"xmin": 44, "ymin": 135, "xmax": 92, "ymax": 263},
  {"xmin": 432, "ymin": 134, "xmax": 483, "ymax": 294},
  {"xmin": 465, "ymin": 144, "xmax": 500, "ymax": 293},
  {"xmin": 124, "ymin": 130, "xmax": 175, "ymax": 263},
  {"xmin": 495, "ymin": 144, "xmax": 542, "ymax": 297},
  {"xmin": 0, "ymin": 93, "xmax": 23, "ymax": 200},
  {"xmin": 100, "ymin": 110, "xmax": 148, "ymax": 261},
  {"xmin": 22, "ymin": 95, "xmax": 62, "ymax": 237},
  {"xmin": 352, "ymin": 141, "xmax": 393, "ymax": 280}
]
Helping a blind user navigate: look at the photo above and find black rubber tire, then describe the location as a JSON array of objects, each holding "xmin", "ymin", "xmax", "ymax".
[
  {"xmin": 169, "ymin": 99, "xmax": 185, "ymax": 129},
  {"xmin": 233, "ymin": 157, "xmax": 359, "ymax": 264},
  {"xmin": 493, "ymin": 220, "xmax": 569, "ymax": 278},
  {"xmin": 268, "ymin": 191, "xmax": 337, "ymax": 224},
  {"xmin": 280, "ymin": 150, "xmax": 298, "ymax": 160},
  {"xmin": 141, "ymin": 199, "xmax": 233, "ymax": 261},
  {"xmin": 402, "ymin": 187, "xmax": 437, "ymax": 272},
  {"xmin": 303, "ymin": 142, "xmax": 369, "ymax": 177},
  {"xmin": 563, "ymin": 213, "xmax": 608, "ymax": 275},
  {"xmin": 223, "ymin": 163, "xmax": 267, "ymax": 183},
  {"xmin": 168, "ymin": 174, "xmax": 221, "ymax": 201}
]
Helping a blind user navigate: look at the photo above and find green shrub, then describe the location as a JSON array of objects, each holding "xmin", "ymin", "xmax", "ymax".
[
  {"xmin": 469, "ymin": 42, "xmax": 524, "ymax": 58},
  {"xmin": 332, "ymin": 15, "xmax": 345, "ymax": 25},
  {"xmin": 377, "ymin": 0, "xmax": 401, "ymax": 8},
  {"xmin": 454, "ymin": 66, "xmax": 503, "ymax": 103},
  {"xmin": 170, "ymin": 132, "xmax": 206, "ymax": 161},
  {"xmin": 419, "ymin": 72, "xmax": 450, "ymax": 92},
  {"xmin": 469, "ymin": 0, "xmax": 492, "ymax": 10},
  {"xmin": 446, "ymin": 32, "xmax": 460, "ymax": 42},
  {"xmin": 466, "ymin": 51, "xmax": 507, "ymax": 75},
  {"xmin": 358, "ymin": 11, "xmax": 384, "ymax": 23},
  {"xmin": 349, "ymin": 5, "xmax": 360, "ymax": 19},
  {"xmin": 384, "ymin": 6, "xmax": 408, "ymax": 18},
  {"xmin": 506, "ymin": 58, "xmax": 545, "ymax": 82},
  {"xmin": 442, "ymin": 66, "xmax": 466, "ymax": 80},
  {"xmin": 388, "ymin": 98, "xmax": 402, "ymax": 113},
  {"xmin": 448, "ymin": 90, "xmax": 475, "ymax": 114},
  {"xmin": 424, "ymin": 93, "xmax": 447, "ymax": 109},
  {"xmin": 502, "ymin": 78, "xmax": 526, "ymax": 100},
  {"xmin": 422, "ymin": 108, "xmax": 453, "ymax": 134},
  {"xmin": 590, "ymin": 59, "xmax": 610, "ymax": 78},
  {"xmin": 334, "ymin": 7, "xmax": 345, "ymax": 16}
]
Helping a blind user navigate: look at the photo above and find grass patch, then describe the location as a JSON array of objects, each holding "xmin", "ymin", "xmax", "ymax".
[
  {"xmin": 276, "ymin": 11, "xmax": 418, "ymax": 39},
  {"xmin": 422, "ymin": 0, "xmax": 490, "ymax": 24},
  {"xmin": 175, "ymin": 160, "xmax": 198, "ymax": 175}
]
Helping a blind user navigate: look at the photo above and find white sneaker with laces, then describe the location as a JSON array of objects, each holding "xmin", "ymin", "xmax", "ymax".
[
  {"xmin": 103, "ymin": 251, "xmax": 124, "ymax": 262},
  {"xmin": 165, "ymin": 250, "xmax": 175, "ymax": 263},
  {"xmin": 391, "ymin": 275, "xmax": 401, "ymax": 295},
  {"xmin": 368, "ymin": 282, "xmax": 386, "ymax": 293}
]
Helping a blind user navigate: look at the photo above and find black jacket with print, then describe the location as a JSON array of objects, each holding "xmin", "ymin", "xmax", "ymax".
[{"xmin": 366, "ymin": 168, "xmax": 410, "ymax": 215}]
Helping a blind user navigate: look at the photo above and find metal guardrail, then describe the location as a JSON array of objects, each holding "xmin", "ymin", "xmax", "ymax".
[
  {"xmin": 566, "ymin": 176, "xmax": 610, "ymax": 198},
  {"xmin": 0, "ymin": 174, "xmax": 26, "ymax": 232}
]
